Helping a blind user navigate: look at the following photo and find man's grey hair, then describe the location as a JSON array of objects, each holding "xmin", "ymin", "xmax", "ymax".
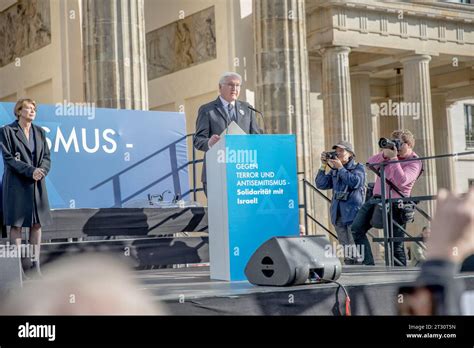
[{"xmin": 219, "ymin": 72, "xmax": 242, "ymax": 86}]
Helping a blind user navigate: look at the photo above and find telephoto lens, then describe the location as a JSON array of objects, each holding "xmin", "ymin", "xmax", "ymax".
[{"xmin": 378, "ymin": 137, "xmax": 402, "ymax": 151}]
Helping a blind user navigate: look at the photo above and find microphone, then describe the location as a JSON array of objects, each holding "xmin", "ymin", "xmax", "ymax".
[
  {"xmin": 248, "ymin": 105, "xmax": 262, "ymax": 115},
  {"xmin": 248, "ymin": 106, "xmax": 265, "ymax": 134}
]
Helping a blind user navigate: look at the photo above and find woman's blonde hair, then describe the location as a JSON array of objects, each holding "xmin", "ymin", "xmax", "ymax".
[
  {"xmin": 14, "ymin": 98, "xmax": 36, "ymax": 120},
  {"xmin": 391, "ymin": 129, "xmax": 415, "ymax": 148}
]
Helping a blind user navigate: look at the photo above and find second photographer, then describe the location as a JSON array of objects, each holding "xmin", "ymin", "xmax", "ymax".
[
  {"xmin": 351, "ymin": 129, "xmax": 423, "ymax": 266},
  {"xmin": 315, "ymin": 141, "xmax": 366, "ymax": 264}
]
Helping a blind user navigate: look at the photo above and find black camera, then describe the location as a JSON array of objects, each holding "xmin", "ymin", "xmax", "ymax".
[
  {"xmin": 378, "ymin": 137, "xmax": 403, "ymax": 151},
  {"xmin": 324, "ymin": 151, "xmax": 338, "ymax": 160}
]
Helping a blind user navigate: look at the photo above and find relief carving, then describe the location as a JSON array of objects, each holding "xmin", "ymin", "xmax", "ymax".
[
  {"xmin": 147, "ymin": 6, "xmax": 216, "ymax": 80},
  {"xmin": 0, "ymin": 0, "xmax": 51, "ymax": 67}
]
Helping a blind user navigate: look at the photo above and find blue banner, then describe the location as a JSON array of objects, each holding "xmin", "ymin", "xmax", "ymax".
[
  {"xmin": 225, "ymin": 135, "xmax": 299, "ymax": 281},
  {"xmin": 0, "ymin": 102, "xmax": 189, "ymax": 209}
]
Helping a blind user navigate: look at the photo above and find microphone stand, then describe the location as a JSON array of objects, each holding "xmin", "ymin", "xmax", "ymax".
[{"xmin": 248, "ymin": 106, "xmax": 265, "ymax": 134}]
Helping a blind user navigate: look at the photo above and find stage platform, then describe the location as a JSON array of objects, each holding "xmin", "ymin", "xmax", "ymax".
[
  {"xmin": 3, "ymin": 207, "xmax": 474, "ymax": 316},
  {"xmin": 135, "ymin": 265, "xmax": 474, "ymax": 315}
]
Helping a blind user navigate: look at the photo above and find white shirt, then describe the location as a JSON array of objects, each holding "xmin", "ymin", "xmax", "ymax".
[
  {"xmin": 219, "ymin": 96, "xmax": 235, "ymax": 119},
  {"xmin": 208, "ymin": 96, "xmax": 236, "ymax": 149}
]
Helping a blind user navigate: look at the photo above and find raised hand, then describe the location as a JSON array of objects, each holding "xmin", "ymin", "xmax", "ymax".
[{"xmin": 426, "ymin": 188, "xmax": 474, "ymax": 263}]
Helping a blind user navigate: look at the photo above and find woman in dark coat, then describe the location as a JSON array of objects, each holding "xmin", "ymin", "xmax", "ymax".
[{"xmin": 0, "ymin": 98, "xmax": 52, "ymax": 275}]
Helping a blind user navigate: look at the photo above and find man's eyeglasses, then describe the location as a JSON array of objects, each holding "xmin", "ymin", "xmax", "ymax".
[{"xmin": 225, "ymin": 83, "xmax": 241, "ymax": 89}]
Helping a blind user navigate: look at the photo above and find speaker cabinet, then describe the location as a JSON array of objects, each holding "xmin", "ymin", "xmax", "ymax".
[{"xmin": 245, "ymin": 235, "xmax": 341, "ymax": 286}]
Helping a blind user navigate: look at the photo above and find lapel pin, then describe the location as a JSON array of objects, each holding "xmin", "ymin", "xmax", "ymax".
[{"xmin": 239, "ymin": 109, "xmax": 244, "ymax": 115}]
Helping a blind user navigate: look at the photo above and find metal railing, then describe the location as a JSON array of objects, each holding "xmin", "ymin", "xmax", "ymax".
[
  {"xmin": 301, "ymin": 178, "xmax": 337, "ymax": 239},
  {"xmin": 369, "ymin": 150, "xmax": 474, "ymax": 266},
  {"xmin": 188, "ymin": 134, "xmax": 474, "ymax": 267},
  {"xmin": 301, "ymin": 151, "xmax": 474, "ymax": 267},
  {"xmin": 300, "ymin": 176, "xmax": 396, "ymax": 263},
  {"xmin": 187, "ymin": 134, "xmax": 204, "ymax": 201}
]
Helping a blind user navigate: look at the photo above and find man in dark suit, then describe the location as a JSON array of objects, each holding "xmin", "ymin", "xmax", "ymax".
[{"xmin": 193, "ymin": 72, "xmax": 262, "ymax": 194}]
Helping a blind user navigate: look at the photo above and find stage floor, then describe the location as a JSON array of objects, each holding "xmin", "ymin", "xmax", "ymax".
[{"xmin": 134, "ymin": 266, "xmax": 474, "ymax": 315}]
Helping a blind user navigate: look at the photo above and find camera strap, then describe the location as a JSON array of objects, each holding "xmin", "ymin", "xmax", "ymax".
[
  {"xmin": 368, "ymin": 166, "xmax": 403, "ymax": 198},
  {"xmin": 335, "ymin": 164, "xmax": 357, "ymax": 194},
  {"xmin": 339, "ymin": 184, "xmax": 349, "ymax": 195}
]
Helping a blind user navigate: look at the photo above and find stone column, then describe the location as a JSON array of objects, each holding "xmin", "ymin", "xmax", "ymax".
[
  {"xmin": 321, "ymin": 46, "xmax": 354, "ymax": 148},
  {"xmin": 400, "ymin": 54, "xmax": 437, "ymax": 216},
  {"xmin": 309, "ymin": 57, "xmax": 325, "ymax": 162},
  {"xmin": 350, "ymin": 72, "xmax": 383, "ymax": 261},
  {"xmin": 432, "ymin": 92, "xmax": 455, "ymax": 191},
  {"xmin": 82, "ymin": 0, "xmax": 149, "ymax": 109},
  {"xmin": 254, "ymin": 0, "xmax": 313, "ymax": 228},
  {"xmin": 378, "ymin": 77, "xmax": 399, "ymax": 139},
  {"xmin": 379, "ymin": 107, "xmax": 399, "ymax": 139},
  {"xmin": 308, "ymin": 55, "xmax": 330, "ymax": 236},
  {"xmin": 351, "ymin": 69, "xmax": 377, "ymax": 166}
]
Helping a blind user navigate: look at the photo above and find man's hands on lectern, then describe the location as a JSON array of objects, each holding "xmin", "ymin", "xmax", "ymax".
[{"xmin": 208, "ymin": 134, "xmax": 221, "ymax": 149}]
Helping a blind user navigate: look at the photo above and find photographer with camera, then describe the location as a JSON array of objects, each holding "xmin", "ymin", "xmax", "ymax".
[
  {"xmin": 315, "ymin": 141, "xmax": 365, "ymax": 264},
  {"xmin": 351, "ymin": 130, "xmax": 422, "ymax": 266}
]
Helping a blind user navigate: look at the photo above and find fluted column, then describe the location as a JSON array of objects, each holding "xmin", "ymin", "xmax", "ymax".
[
  {"xmin": 82, "ymin": 0, "xmax": 149, "ymax": 109},
  {"xmin": 351, "ymin": 70, "xmax": 377, "ymax": 166},
  {"xmin": 378, "ymin": 101, "xmax": 399, "ymax": 139},
  {"xmin": 309, "ymin": 55, "xmax": 330, "ymax": 236},
  {"xmin": 321, "ymin": 46, "xmax": 354, "ymax": 148},
  {"xmin": 309, "ymin": 57, "xmax": 325, "ymax": 163},
  {"xmin": 254, "ymin": 0, "xmax": 313, "ymax": 226},
  {"xmin": 400, "ymin": 54, "xmax": 437, "ymax": 215},
  {"xmin": 432, "ymin": 92, "xmax": 455, "ymax": 191}
]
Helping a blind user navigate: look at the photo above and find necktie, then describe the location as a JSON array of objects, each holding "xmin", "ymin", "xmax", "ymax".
[{"xmin": 228, "ymin": 103, "xmax": 235, "ymax": 122}]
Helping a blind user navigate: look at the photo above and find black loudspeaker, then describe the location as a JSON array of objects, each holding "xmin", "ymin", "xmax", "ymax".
[{"xmin": 245, "ymin": 235, "xmax": 342, "ymax": 286}]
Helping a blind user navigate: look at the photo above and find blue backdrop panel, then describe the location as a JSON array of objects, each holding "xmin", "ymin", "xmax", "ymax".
[
  {"xmin": 225, "ymin": 135, "xmax": 299, "ymax": 281},
  {"xmin": 0, "ymin": 102, "xmax": 189, "ymax": 208}
]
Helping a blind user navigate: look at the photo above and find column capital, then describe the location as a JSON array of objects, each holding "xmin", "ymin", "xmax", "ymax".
[
  {"xmin": 320, "ymin": 46, "xmax": 351, "ymax": 56},
  {"xmin": 400, "ymin": 54, "xmax": 431, "ymax": 65},
  {"xmin": 350, "ymin": 68, "xmax": 372, "ymax": 77}
]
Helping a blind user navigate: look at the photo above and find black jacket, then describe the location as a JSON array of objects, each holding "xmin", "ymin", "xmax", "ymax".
[
  {"xmin": 0, "ymin": 121, "xmax": 52, "ymax": 227},
  {"xmin": 193, "ymin": 97, "xmax": 261, "ymax": 183}
]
